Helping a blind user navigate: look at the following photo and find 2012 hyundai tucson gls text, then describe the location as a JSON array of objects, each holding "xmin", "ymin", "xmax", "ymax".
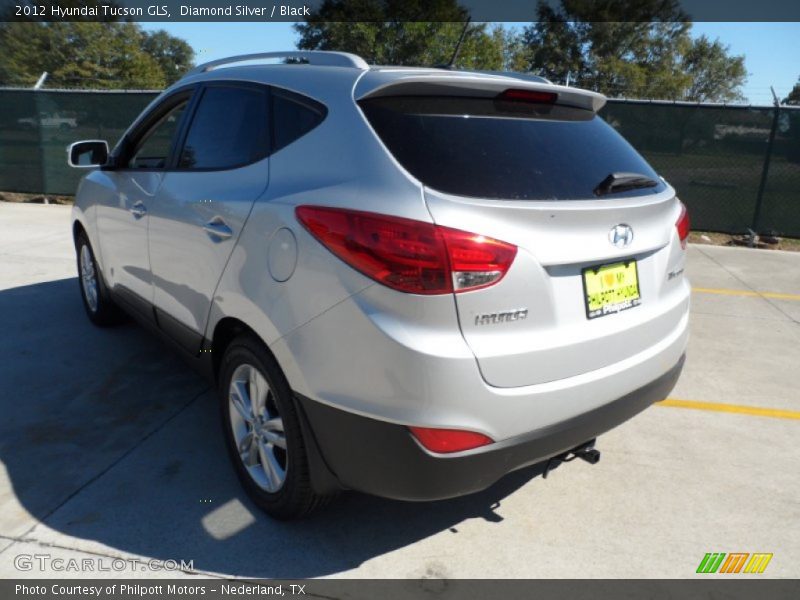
[{"xmin": 67, "ymin": 51, "xmax": 690, "ymax": 519}]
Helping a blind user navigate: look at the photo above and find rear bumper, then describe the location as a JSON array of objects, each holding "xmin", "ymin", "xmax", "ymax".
[
  {"xmin": 273, "ymin": 278, "xmax": 689, "ymax": 443},
  {"xmin": 297, "ymin": 354, "xmax": 684, "ymax": 501}
]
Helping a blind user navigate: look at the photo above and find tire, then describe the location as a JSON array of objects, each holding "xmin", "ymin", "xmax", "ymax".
[
  {"xmin": 75, "ymin": 232, "xmax": 125, "ymax": 326},
  {"xmin": 218, "ymin": 333, "xmax": 330, "ymax": 519}
]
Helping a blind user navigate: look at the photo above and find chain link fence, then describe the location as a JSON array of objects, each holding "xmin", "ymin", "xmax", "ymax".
[
  {"xmin": 1, "ymin": 89, "xmax": 799, "ymax": 237},
  {"xmin": 601, "ymin": 100, "xmax": 800, "ymax": 237},
  {"xmin": 0, "ymin": 88, "xmax": 158, "ymax": 197}
]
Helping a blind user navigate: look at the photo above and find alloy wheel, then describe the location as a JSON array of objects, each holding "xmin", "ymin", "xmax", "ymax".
[
  {"xmin": 228, "ymin": 363, "xmax": 287, "ymax": 493},
  {"xmin": 79, "ymin": 244, "xmax": 99, "ymax": 313}
]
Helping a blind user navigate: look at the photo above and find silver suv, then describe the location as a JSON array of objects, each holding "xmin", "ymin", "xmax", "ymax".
[{"xmin": 68, "ymin": 51, "xmax": 690, "ymax": 519}]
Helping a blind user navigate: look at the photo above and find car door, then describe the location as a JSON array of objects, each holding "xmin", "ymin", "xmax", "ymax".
[
  {"xmin": 147, "ymin": 82, "xmax": 271, "ymax": 351},
  {"xmin": 96, "ymin": 92, "xmax": 192, "ymax": 318}
]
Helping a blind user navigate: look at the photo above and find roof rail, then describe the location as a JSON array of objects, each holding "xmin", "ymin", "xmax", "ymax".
[{"xmin": 186, "ymin": 51, "xmax": 369, "ymax": 76}]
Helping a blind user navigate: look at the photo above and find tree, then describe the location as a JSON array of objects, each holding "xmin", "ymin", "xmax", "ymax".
[
  {"xmin": 142, "ymin": 30, "xmax": 195, "ymax": 86},
  {"xmin": 0, "ymin": 21, "xmax": 194, "ymax": 89},
  {"xmin": 682, "ymin": 36, "xmax": 746, "ymax": 102},
  {"xmin": 295, "ymin": 0, "xmax": 505, "ymax": 69},
  {"xmin": 496, "ymin": 26, "xmax": 529, "ymax": 72},
  {"xmin": 784, "ymin": 78, "xmax": 800, "ymax": 105},
  {"xmin": 518, "ymin": 0, "xmax": 746, "ymax": 102}
]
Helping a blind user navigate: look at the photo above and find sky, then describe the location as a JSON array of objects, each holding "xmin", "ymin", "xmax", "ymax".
[{"xmin": 140, "ymin": 22, "xmax": 800, "ymax": 104}]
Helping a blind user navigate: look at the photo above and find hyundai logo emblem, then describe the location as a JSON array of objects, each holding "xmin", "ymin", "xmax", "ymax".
[{"xmin": 609, "ymin": 224, "xmax": 634, "ymax": 248}]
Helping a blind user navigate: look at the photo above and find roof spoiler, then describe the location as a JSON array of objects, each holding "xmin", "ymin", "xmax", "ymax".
[
  {"xmin": 464, "ymin": 70, "xmax": 552, "ymax": 85},
  {"xmin": 357, "ymin": 75, "xmax": 606, "ymax": 112}
]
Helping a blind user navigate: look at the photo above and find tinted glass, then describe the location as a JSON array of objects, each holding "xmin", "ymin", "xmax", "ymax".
[
  {"xmin": 129, "ymin": 102, "xmax": 187, "ymax": 169},
  {"xmin": 179, "ymin": 86, "xmax": 269, "ymax": 170},
  {"xmin": 359, "ymin": 96, "xmax": 666, "ymax": 200},
  {"xmin": 272, "ymin": 89, "xmax": 326, "ymax": 153}
]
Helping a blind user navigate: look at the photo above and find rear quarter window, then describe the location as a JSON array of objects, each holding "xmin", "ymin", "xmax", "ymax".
[
  {"xmin": 359, "ymin": 95, "xmax": 666, "ymax": 200},
  {"xmin": 272, "ymin": 88, "xmax": 327, "ymax": 154}
]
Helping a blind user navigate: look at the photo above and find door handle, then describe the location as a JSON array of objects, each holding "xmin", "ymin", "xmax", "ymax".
[
  {"xmin": 129, "ymin": 201, "xmax": 147, "ymax": 219},
  {"xmin": 203, "ymin": 218, "xmax": 233, "ymax": 241}
]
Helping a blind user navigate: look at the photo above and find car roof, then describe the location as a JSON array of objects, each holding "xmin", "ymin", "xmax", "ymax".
[{"xmin": 169, "ymin": 51, "xmax": 606, "ymax": 113}]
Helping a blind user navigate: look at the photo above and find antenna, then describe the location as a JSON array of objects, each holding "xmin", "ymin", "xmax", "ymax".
[{"xmin": 443, "ymin": 18, "xmax": 472, "ymax": 70}]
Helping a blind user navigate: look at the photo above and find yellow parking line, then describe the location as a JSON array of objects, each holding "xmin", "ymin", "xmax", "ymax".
[
  {"xmin": 658, "ymin": 398, "xmax": 800, "ymax": 421},
  {"xmin": 693, "ymin": 287, "xmax": 800, "ymax": 301}
]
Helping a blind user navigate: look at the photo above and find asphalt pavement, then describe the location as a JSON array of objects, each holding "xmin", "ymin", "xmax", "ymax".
[{"xmin": 1, "ymin": 201, "xmax": 798, "ymax": 578}]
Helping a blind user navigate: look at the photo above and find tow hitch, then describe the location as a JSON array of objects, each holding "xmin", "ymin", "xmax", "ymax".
[{"xmin": 542, "ymin": 440, "xmax": 601, "ymax": 479}]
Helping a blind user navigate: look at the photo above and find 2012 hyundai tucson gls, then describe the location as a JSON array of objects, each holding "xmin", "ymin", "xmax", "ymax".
[{"xmin": 67, "ymin": 51, "xmax": 690, "ymax": 519}]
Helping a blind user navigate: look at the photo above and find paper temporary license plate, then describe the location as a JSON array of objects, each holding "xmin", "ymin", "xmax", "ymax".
[{"xmin": 582, "ymin": 261, "xmax": 641, "ymax": 319}]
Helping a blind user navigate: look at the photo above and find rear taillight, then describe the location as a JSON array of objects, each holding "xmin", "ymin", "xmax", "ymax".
[
  {"xmin": 295, "ymin": 206, "xmax": 517, "ymax": 294},
  {"xmin": 408, "ymin": 426, "xmax": 494, "ymax": 454},
  {"xmin": 676, "ymin": 201, "xmax": 690, "ymax": 249}
]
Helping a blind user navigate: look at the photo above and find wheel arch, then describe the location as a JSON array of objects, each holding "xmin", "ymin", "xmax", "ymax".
[
  {"xmin": 210, "ymin": 317, "xmax": 282, "ymax": 384},
  {"xmin": 72, "ymin": 219, "xmax": 87, "ymax": 247},
  {"xmin": 210, "ymin": 316, "xmax": 341, "ymax": 496}
]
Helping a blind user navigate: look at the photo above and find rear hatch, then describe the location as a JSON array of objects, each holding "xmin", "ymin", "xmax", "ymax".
[{"xmin": 357, "ymin": 76, "xmax": 688, "ymax": 388}]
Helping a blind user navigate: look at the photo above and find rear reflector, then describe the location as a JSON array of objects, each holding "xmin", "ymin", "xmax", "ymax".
[
  {"xmin": 497, "ymin": 89, "xmax": 558, "ymax": 104},
  {"xmin": 408, "ymin": 426, "xmax": 494, "ymax": 454},
  {"xmin": 295, "ymin": 206, "xmax": 516, "ymax": 294},
  {"xmin": 676, "ymin": 201, "xmax": 690, "ymax": 249}
]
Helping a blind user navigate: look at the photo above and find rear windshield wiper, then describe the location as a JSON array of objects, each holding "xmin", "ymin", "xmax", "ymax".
[{"xmin": 594, "ymin": 172, "xmax": 658, "ymax": 196}]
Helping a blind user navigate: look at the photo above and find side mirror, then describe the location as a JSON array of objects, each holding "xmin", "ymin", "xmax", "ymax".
[{"xmin": 67, "ymin": 140, "xmax": 109, "ymax": 168}]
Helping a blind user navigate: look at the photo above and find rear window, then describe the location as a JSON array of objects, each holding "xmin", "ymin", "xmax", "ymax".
[{"xmin": 359, "ymin": 95, "xmax": 666, "ymax": 200}]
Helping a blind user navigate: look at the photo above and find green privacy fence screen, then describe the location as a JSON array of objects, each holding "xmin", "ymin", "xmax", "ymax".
[
  {"xmin": 0, "ymin": 88, "xmax": 159, "ymax": 199},
  {"xmin": 601, "ymin": 100, "xmax": 800, "ymax": 238},
  {"xmin": 2, "ymin": 88, "xmax": 800, "ymax": 237}
]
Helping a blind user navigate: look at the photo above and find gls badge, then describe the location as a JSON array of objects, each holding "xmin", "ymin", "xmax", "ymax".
[{"xmin": 609, "ymin": 224, "xmax": 634, "ymax": 248}]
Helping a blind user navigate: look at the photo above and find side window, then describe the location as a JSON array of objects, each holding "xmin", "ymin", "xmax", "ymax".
[
  {"xmin": 178, "ymin": 86, "xmax": 269, "ymax": 170},
  {"xmin": 128, "ymin": 101, "xmax": 188, "ymax": 169},
  {"xmin": 272, "ymin": 88, "xmax": 327, "ymax": 154}
]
